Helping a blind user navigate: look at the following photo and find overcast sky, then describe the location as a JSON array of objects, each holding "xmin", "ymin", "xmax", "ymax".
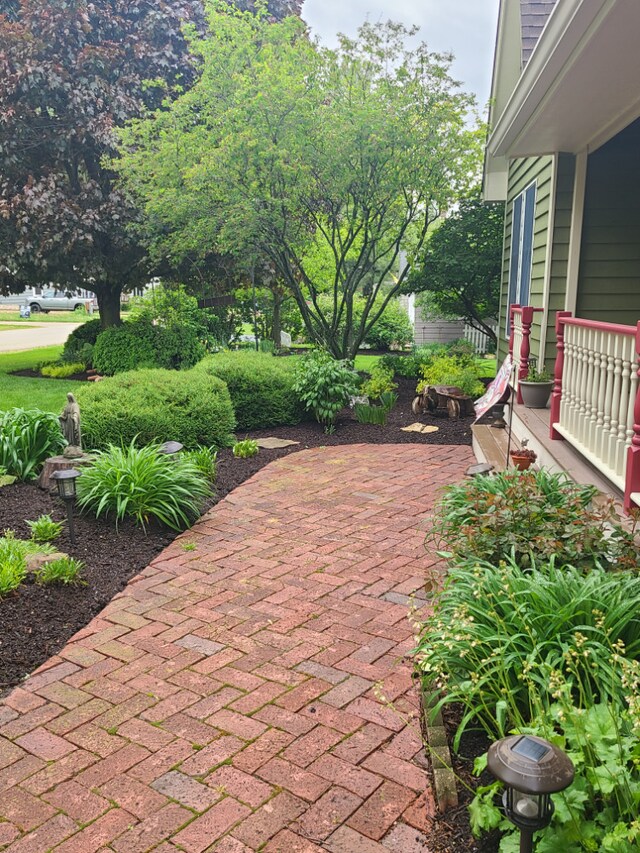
[{"xmin": 301, "ymin": 0, "xmax": 500, "ymax": 109}]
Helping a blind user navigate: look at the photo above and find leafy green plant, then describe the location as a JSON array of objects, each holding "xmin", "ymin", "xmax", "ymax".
[
  {"xmin": 380, "ymin": 390, "xmax": 398, "ymax": 413},
  {"xmin": 26, "ymin": 514, "xmax": 63, "ymax": 543},
  {"xmin": 0, "ymin": 466, "xmax": 16, "ymax": 488},
  {"xmin": 41, "ymin": 362, "xmax": 85, "ymax": 378},
  {"xmin": 62, "ymin": 318, "xmax": 102, "ymax": 363},
  {"xmin": 36, "ymin": 556, "xmax": 85, "ymax": 586},
  {"xmin": 232, "ymin": 439, "xmax": 259, "ymax": 459},
  {"xmin": 361, "ymin": 364, "xmax": 397, "ymax": 401},
  {"xmin": 0, "ymin": 408, "xmax": 66, "ymax": 480},
  {"xmin": 0, "ymin": 531, "xmax": 28, "ymax": 598},
  {"xmin": 417, "ymin": 355, "xmax": 485, "ymax": 398},
  {"xmin": 184, "ymin": 446, "xmax": 217, "ymax": 481},
  {"xmin": 524, "ymin": 365, "xmax": 553, "ymax": 382},
  {"xmin": 414, "ymin": 557, "xmax": 640, "ymax": 747},
  {"xmin": 77, "ymin": 441, "xmax": 212, "ymax": 530},
  {"xmin": 354, "ymin": 403, "xmax": 388, "ymax": 425},
  {"xmin": 430, "ymin": 467, "xmax": 639, "ymax": 570},
  {"xmin": 77, "ymin": 368, "xmax": 236, "ymax": 450},
  {"xmin": 198, "ymin": 350, "xmax": 305, "ymax": 430},
  {"xmin": 293, "ymin": 350, "xmax": 359, "ymax": 432}
]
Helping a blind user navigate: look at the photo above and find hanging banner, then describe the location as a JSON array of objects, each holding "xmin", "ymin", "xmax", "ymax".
[{"xmin": 474, "ymin": 354, "xmax": 513, "ymax": 423}]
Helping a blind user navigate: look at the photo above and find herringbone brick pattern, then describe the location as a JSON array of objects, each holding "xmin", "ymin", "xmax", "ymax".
[{"xmin": 0, "ymin": 444, "xmax": 471, "ymax": 852}]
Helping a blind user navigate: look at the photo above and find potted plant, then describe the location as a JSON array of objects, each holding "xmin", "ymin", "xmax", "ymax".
[
  {"xmin": 510, "ymin": 445, "xmax": 537, "ymax": 471},
  {"xmin": 519, "ymin": 365, "xmax": 554, "ymax": 408}
]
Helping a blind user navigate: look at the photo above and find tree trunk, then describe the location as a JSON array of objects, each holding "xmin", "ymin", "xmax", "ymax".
[
  {"xmin": 271, "ymin": 291, "xmax": 283, "ymax": 348},
  {"xmin": 96, "ymin": 287, "xmax": 122, "ymax": 328}
]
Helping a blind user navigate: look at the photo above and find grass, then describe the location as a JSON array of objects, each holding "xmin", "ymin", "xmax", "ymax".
[
  {"xmin": 475, "ymin": 356, "xmax": 497, "ymax": 378},
  {"xmin": 0, "ymin": 311, "xmax": 95, "ymax": 324},
  {"xmin": 353, "ymin": 354, "xmax": 382, "ymax": 372},
  {"xmin": 0, "ymin": 324, "xmax": 27, "ymax": 331},
  {"xmin": 0, "ymin": 346, "xmax": 83, "ymax": 414}
]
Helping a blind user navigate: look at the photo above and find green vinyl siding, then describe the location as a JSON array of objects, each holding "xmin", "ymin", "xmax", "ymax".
[
  {"xmin": 577, "ymin": 118, "xmax": 640, "ymax": 325},
  {"xmin": 498, "ymin": 155, "xmax": 553, "ymax": 362}
]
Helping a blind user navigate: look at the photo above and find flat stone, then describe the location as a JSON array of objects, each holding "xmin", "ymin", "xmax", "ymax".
[
  {"xmin": 25, "ymin": 552, "xmax": 68, "ymax": 572},
  {"xmin": 255, "ymin": 437, "xmax": 300, "ymax": 449},
  {"xmin": 401, "ymin": 424, "xmax": 440, "ymax": 434}
]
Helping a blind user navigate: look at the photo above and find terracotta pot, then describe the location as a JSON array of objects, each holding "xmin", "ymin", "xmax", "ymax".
[{"xmin": 510, "ymin": 453, "xmax": 535, "ymax": 471}]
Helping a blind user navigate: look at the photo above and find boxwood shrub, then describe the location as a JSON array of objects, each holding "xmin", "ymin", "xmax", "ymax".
[
  {"xmin": 198, "ymin": 351, "xmax": 306, "ymax": 430},
  {"xmin": 62, "ymin": 318, "xmax": 102, "ymax": 363},
  {"xmin": 92, "ymin": 318, "xmax": 205, "ymax": 375},
  {"xmin": 77, "ymin": 368, "xmax": 236, "ymax": 449}
]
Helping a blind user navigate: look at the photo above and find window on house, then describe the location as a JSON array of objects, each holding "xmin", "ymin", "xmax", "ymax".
[{"xmin": 506, "ymin": 182, "xmax": 536, "ymax": 334}]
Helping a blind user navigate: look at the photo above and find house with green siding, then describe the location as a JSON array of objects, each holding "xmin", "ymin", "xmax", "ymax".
[{"xmin": 483, "ymin": 0, "xmax": 640, "ymax": 508}]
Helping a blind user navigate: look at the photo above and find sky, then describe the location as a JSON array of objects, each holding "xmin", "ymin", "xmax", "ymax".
[{"xmin": 301, "ymin": 0, "xmax": 500, "ymax": 109}]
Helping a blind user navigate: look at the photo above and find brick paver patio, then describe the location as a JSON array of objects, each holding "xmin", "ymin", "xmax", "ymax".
[{"xmin": 0, "ymin": 443, "xmax": 471, "ymax": 852}]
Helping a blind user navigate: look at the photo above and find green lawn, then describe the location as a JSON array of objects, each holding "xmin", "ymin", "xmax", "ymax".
[
  {"xmin": 0, "ymin": 346, "xmax": 83, "ymax": 414},
  {"xmin": 0, "ymin": 325, "xmax": 25, "ymax": 331},
  {"xmin": 476, "ymin": 356, "xmax": 497, "ymax": 379},
  {"xmin": 0, "ymin": 311, "xmax": 96, "ymax": 324}
]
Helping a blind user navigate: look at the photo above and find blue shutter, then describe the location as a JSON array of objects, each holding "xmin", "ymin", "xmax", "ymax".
[
  {"xmin": 506, "ymin": 194, "xmax": 522, "ymax": 335},
  {"xmin": 519, "ymin": 184, "xmax": 536, "ymax": 306}
]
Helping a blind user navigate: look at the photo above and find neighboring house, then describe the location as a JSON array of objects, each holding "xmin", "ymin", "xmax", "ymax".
[
  {"xmin": 400, "ymin": 294, "xmax": 496, "ymax": 353},
  {"xmin": 483, "ymin": 0, "xmax": 640, "ymax": 508}
]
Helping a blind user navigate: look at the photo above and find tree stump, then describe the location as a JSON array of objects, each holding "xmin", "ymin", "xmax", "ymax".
[{"xmin": 38, "ymin": 455, "xmax": 93, "ymax": 492}]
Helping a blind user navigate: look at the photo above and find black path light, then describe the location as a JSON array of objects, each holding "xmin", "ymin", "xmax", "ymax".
[
  {"xmin": 488, "ymin": 734, "xmax": 574, "ymax": 853},
  {"xmin": 50, "ymin": 468, "xmax": 81, "ymax": 546}
]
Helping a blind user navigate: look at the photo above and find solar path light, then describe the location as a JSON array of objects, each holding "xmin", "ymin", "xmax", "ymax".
[
  {"xmin": 50, "ymin": 468, "xmax": 81, "ymax": 546},
  {"xmin": 487, "ymin": 734, "xmax": 574, "ymax": 853}
]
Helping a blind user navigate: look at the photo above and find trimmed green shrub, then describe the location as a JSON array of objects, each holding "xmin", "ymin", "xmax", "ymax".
[
  {"xmin": 77, "ymin": 441, "xmax": 212, "ymax": 530},
  {"xmin": 198, "ymin": 350, "xmax": 305, "ymax": 430},
  {"xmin": 0, "ymin": 408, "xmax": 66, "ymax": 480},
  {"xmin": 92, "ymin": 317, "xmax": 206, "ymax": 375},
  {"xmin": 362, "ymin": 298, "xmax": 413, "ymax": 350},
  {"xmin": 77, "ymin": 368, "xmax": 236, "ymax": 450},
  {"xmin": 62, "ymin": 318, "xmax": 102, "ymax": 363}
]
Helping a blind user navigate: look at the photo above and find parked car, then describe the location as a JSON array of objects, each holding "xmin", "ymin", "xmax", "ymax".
[{"xmin": 27, "ymin": 289, "xmax": 93, "ymax": 313}]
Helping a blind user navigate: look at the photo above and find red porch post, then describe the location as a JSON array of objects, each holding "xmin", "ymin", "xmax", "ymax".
[
  {"xmin": 550, "ymin": 311, "xmax": 572, "ymax": 440},
  {"xmin": 516, "ymin": 306, "xmax": 534, "ymax": 405},
  {"xmin": 624, "ymin": 321, "xmax": 640, "ymax": 512}
]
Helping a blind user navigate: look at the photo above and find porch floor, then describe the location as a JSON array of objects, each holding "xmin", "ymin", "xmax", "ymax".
[{"xmin": 473, "ymin": 402, "xmax": 624, "ymax": 504}]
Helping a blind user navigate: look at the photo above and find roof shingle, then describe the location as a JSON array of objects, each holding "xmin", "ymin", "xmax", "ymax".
[{"xmin": 520, "ymin": 0, "xmax": 559, "ymax": 66}]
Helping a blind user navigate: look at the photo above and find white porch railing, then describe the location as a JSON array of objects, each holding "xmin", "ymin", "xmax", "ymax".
[{"xmin": 549, "ymin": 312, "xmax": 640, "ymax": 508}]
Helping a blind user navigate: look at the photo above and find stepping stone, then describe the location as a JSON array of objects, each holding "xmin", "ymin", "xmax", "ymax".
[
  {"xmin": 254, "ymin": 437, "xmax": 300, "ymax": 449},
  {"xmin": 401, "ymin": 423, "xmax": 440, "ymax": 434}
]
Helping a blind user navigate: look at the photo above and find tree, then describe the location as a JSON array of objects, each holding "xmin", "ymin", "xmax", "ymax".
[
  {"xmin": 0, "ymin": 0, "xmax": 301, "ymax": 327},
  {"xmin": 409, "ymin": 193, "xmax": 505, "ymax": 343},
  {"xmin": 117, "ymin": 7, "xmax": 482, "ymax": 358}
]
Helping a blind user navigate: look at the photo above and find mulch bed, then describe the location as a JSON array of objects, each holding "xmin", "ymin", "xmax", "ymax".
[{"xmin": 0, "ymin": 374, "xmax": 484, "ymax": 849}]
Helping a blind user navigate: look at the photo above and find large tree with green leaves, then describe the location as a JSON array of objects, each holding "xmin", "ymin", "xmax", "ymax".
[
  {"xmin": 410, "ymin": 193, "xmax": 505, "ymax": 343},
  {"xmin": 0, "ymin": 0, "xmax": 301, "ymax": 327},
  {"xmin": 117, "ymin": 4, "xmax": 482, "ymax": 357}
]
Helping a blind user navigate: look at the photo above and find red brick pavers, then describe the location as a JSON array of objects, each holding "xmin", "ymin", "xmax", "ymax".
[{"xmin": 0, "ymin": 444, "xmax": 472, "ymax": 852}]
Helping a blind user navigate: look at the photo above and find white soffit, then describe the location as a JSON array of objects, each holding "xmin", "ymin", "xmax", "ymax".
[{"xmin": 488, "ymin": 0, "xmax": 640, "ymax": 157}]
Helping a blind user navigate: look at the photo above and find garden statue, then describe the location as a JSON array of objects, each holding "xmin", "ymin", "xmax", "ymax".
[{"xmin": 59, "ymin": 392, "xmax": 83, "ymax": 458}]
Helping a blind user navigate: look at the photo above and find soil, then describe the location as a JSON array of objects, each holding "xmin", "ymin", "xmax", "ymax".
[{"xmin": 0, "ymin": 374, "xmax": 482, "ymax": 850}]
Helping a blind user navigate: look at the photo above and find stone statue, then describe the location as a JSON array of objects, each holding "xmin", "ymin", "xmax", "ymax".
[{"xmin": 59, "ymin": 392, "xmax": 83, "ymax": 458}]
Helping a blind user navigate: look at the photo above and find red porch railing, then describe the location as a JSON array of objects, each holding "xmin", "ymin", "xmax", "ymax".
[
  {"xmin": 549, "ymin": 311, "xmax": 640, "ymax": 510},
  {"xmin": 508, "ymin": 304, "xmax": 544, "ymax": 403}
]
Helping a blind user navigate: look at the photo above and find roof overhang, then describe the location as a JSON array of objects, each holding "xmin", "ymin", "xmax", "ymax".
[{"xmin": 487, "ymin": 0, "xmax": 640, "ymax": 160}]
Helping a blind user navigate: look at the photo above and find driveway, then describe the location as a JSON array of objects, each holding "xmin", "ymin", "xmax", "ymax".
[{"xmin": 0, "ymin": 322, "xmax": 83, "ymax": 353}]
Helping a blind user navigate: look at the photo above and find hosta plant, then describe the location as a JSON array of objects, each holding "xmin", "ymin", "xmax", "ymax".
[
  {"xmin": 0, "ymin": 408, "xmax": 65, "ymax": 480},
  {"xmin": 26, "ymin": 514, "xmax": 64, "ymax": 544},
  {"xmin": 232, "ymin": 439, "xmax": 259, "ymax": 459},
  {"xmin": 77, "ymin": 441, "xmax": 212, "ymax": 531}
]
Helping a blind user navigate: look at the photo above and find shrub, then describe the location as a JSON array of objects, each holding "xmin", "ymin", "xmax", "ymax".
[
  {"xmin": 232, "ymin": 439, "xmax": 259, "ymax": 458},
  {"xmin": 430, "ymin": 467, "xmax": 639, "ymax": 571},
  {"xmin": 26, "ymin": 514, "xmax": 63, "ymax": 543},
  {"xmin": 92, "ymin": 317, "xmax": 206, "ymax": 375},
  {"xmin": 62, "ymin": 318, "xmax": 102, "ymax": 363},
  {"xmin": 41, "ymin": 362, "xmax": 85, "ymax": 378},
  {"xmin": 198, "ymin": 350, "xmax": 305, "ymax": 430},
  {"xmin": 0, "ymin": 408, "xmax": 66, "ymax": 480},
  {"xmin": 77, "ymin": 441, "xmax": 212, "ymax": 530},
  {"xmin": 361, "ymin": 364, "xmax": 397, "ymax": 401},
  {"xmin": 415, "ymin": 557, "xmax": 640, "ymax": 747},
  {"xmin": 77, "ymin": 368, "xmax": 236, "ymax": 450},
  {"xmin": 293, "ymin": 350, "xmax": 359, "ymax": 431},
  {"xmin": 362, "ymin": 299, "xmax": 414, "ymax": 350},
  {"xmin": 417, "ymin": 355, "xmax": 485, "ymax": 398},
  {"xmin": 36, "ymin": 556, "xmax": 85, "ymax": 586}
]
